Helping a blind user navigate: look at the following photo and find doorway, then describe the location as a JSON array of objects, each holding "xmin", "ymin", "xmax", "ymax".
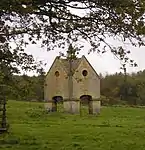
[
  {"xmin": 52, "ymin": 96, "xmax": 63, "ymax": 112},
  {"xmin": 80, "ymin": 95, "xmax": 93, "ymax": 114}
]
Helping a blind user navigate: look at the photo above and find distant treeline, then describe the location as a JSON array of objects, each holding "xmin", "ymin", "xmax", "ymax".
[
  {"xmin": 100, "ymin": 70, "xmax": 145, "ymax": 106},
  {"xmin": 2, "ymin": 70, "xmax": 145, "ymax": 105},
  {"xmin": 4, "ymin": 74, "xmax": 45, "ymax": 102}
]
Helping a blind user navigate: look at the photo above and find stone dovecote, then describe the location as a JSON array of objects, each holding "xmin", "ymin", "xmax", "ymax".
[{"xmin": 44, "ymin": 55, "xmax": 101, "ymax": 114}]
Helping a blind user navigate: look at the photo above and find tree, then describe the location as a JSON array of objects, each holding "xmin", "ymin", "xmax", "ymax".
[
  {"xmin": 100, "ymin": 70, "xmax": 145, "ymax": 106},
  {"xmin": 0, "ymin": 41, "xmax": 44, "ymax": 102},
  {"xmin": 0, "ymin": 0, "xmax": 145, "ymax": 70},
  {"xmin": 0, "ymin": 1, "xmax": 44, "ymax": 85},
  {"xmin": 0, "ymin": 0, "xmax": 144, "ymax": 106}
]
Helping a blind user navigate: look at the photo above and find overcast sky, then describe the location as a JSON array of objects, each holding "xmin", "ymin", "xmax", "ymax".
[
  {"xmin": 24, "ymin": 39, "xmax": 145, "ymax": 76},
  {"xmin": 17, "ymin": 5, "xmax": 145, "ymax": 76}
]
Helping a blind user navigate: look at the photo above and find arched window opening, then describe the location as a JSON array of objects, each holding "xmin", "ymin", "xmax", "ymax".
[
  {"xmin": 80, "ymin": 95, "xmax": 93, "ymax": 114},
  {"xmin": 52, "ymin": 96, "xmax": 63, "ymax": 112}
]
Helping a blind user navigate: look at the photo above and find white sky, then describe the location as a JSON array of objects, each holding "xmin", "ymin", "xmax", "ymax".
[{"xmin": 24, "ymin": 41, "xmax": 145, "ymax": 76}]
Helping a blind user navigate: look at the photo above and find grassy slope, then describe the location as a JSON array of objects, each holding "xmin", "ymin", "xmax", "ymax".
[{"xmin": 0, "ymin": 100, "xmax": 145, "ymax": 150}]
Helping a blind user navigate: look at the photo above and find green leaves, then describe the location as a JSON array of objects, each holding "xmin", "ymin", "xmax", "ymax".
[{"xmin": 0, "ymin": 0, "xmax": 144, "ymax": 78}]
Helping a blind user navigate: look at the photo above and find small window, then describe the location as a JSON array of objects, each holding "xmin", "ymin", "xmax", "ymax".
[
  {"xmin": 82, "ymin": 70, "xmax": 88, "ymax": 76},
  {"xmin": 55, "ymin": 71, "xmax": 59, "ymax": 77}
]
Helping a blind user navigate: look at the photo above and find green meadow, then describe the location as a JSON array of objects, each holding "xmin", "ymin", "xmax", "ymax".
[{"xmin": 1, "ymin": 100, "xmax": 145, "ymax": 150}]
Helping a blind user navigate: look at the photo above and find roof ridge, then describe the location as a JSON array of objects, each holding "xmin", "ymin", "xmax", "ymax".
[{"xmin": 60, "ymin": 58, "xmax": 82, "ymax": 75}]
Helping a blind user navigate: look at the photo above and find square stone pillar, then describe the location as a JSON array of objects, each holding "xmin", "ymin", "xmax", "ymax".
[
  {"xmin": 63, "ymin": 99, "xmax": 80, "ymax": 114},
  {"xmin": 63, "ymin": 99, "xmax": 72, "ymax": 113},
  {"xmin": 92, "ymin": 100, "xmax": 101, "ymax": 114},
  {"xmin": 44, "ymin": 100, "xmax": 58, "ymax": 112},
  {"xmin": 88, "ymin": 101, "xmax": 93, "ymax": 114},
  {"xmin": 71, "ymin": 101, "xmax": 80, "ymax": 114},
  {"xmin": 44, "ymin": 102, "xmax": 53, "ymax": 112}
]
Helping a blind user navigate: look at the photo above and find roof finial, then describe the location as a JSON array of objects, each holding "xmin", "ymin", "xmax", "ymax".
[{"xmin": 66, "ymin": 44, "xmax": 78, "ymax": 60}]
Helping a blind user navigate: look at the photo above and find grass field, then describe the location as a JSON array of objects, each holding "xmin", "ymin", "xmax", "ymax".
[{"xmin": 1, "ymin": 100, "xmax": 145, "ymax": 150}]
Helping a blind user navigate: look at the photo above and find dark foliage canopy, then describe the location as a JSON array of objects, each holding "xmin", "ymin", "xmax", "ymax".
[{"xmin": 0, "ymin": 0, "xmax": 145, "ymax": 75}]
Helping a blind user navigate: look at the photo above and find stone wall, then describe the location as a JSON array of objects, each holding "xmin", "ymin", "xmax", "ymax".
[
  {"xmin": 44, "ymin": 58, "xmax": 69, "ymax": 101},
  {"xmin": 73, "ymin": 56, "xmax": 100, "ymax": 99}
]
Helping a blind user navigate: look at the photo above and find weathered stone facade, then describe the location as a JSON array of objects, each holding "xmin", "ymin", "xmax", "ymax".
[{"xmin": 44, "ymin": 55, "xmax": 101, "ymax": 114}]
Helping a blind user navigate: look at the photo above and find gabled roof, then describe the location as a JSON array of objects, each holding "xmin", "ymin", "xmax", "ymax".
[
  {"xmin": 45, "ymin": 56, "xmax": 59, "ymax": 77},
  {"xmin": 46, "ymin": 55, "xmax": 100, "ymax": 79},
  {"xmin": 45, "ymin": 56, "xmax": 82, "ymax": 76},
  {"xmin": 81, "ymin": 55, "xmax": 100, "ymax": 79},
  {"xmin": 60, "ymin": 58, "xmax": 82, "ymax": 74}
]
